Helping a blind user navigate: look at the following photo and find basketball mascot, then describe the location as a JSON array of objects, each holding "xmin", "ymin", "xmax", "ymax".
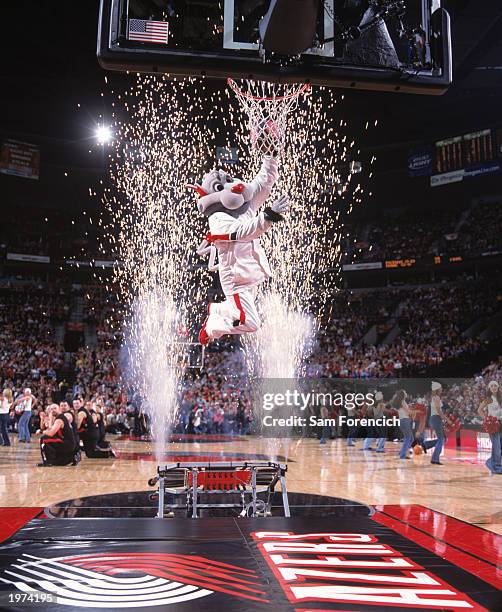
[{"xmin": 188, "ymin": 156, "xmax": 288, "ymax": 345}]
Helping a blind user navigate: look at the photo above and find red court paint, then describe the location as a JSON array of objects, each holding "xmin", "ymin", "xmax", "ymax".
[
  {"xmin": 0, "ymin": 507, "xmax": 44, "ymax": 543},
  {"xmin": 377, "ymin": 504, "xmax": 502, "ymax": 566},
  {"xmin": 372, "ymin": 510, "xmax": 502, "ymax": 590}
]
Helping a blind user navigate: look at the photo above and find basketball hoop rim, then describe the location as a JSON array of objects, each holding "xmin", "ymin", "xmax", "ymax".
[{"xmin": 227, "ymin": 78, "xmax": 311, "ymax": 102}]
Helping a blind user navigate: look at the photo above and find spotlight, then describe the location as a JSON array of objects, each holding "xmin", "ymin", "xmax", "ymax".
[{"xmin": 96, "ymin": 125, "xmax": 112, "ymax": 145}]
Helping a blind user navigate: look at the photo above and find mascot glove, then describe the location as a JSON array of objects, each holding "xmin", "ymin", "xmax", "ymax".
[{"xmin": 271, "ymin": 194, "xmax": 289, "ymax": 214}]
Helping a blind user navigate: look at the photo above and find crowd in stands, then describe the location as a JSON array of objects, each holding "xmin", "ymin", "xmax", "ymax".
[
  {"xmin": 351, "ymin": 212, "xmax": 457, "ymax": 262},
  {"xmin": 0, "ymin": 282, "xmax": 501, "ymax": 407},
  {"xmin": 2, "ymin": 200, "xmax": 502, "ymax": 269},
  {"xmin": 58, "ymin": 280, "xmax": 499, "ymax": 433},
  {"xmin": 0, "ymin": 280, "xmax": 498, "ymax": 446},
  {"xmin": 454, "ymin": 201, "xmax": 502, "ymax": 255},
  {"xmin": 0, "ymin": 287, "xmax": 67, "ymax": 407},
  {"xmin": 440, "ymin": 357, "xmax": 502, "ymax": 426},
  {"xmin": 74, "ymin": 346, "xmax": 121, "ymax": 407},
  {"xmin": 83, "ymin": 289, "xmax": 124, "ymax": 344},
  {"xmin": 313, "ymin": 281, "xmax": 500, "ymax": 378},
  {"xmin": 1, "ymin": 215, "xmax": 502, "ymax": 442},
  {"xmin": 347, "ymin": 199, "xmax": 502, "ymax": 263},
  {"xmin": 0, "ymin": 208, "xmax": 108, "ymax": 261},
  {"xmin": 395, "ymin": 283, "xmax": 496, "ymax": 364}
]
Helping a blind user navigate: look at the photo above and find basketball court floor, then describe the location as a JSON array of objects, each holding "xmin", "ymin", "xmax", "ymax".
[{"xmin": 1, "ymin": 435, "xmax": 501, "ymax": 611}]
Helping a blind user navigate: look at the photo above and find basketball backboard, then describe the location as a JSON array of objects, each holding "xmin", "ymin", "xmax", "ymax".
[{"xmin": 98, "ymin": 0, "xmax": 452, "ymax": 95}]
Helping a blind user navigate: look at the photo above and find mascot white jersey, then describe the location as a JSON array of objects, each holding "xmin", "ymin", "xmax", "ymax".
[{"xmin": 188, "ymin": 156, "xmax": 289, "ymax": 345}]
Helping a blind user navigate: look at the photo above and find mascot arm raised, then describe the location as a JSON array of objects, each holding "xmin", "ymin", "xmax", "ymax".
[
  {"xmin": 249, "ymin": 157, "xmax": 279, "ymax": 212},
  {"xmin": 209, "ymin": 211, "xmax": 271, "ymax": 243},
  {"xmin": 209, "ymin": 195, "xmax": 288, "ymax": 243}
]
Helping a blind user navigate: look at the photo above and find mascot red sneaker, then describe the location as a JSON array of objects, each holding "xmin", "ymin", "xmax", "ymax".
[{"xmin": 188, "ymin": 156, "xmax": 288, "ymax": 345}]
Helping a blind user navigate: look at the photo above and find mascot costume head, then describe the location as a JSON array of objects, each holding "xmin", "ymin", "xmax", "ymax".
[{"xmin": 187, "ymin": 170, "xmax": 255, "ymax": 219}]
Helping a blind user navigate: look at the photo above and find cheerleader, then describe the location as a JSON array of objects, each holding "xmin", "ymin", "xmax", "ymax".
[
  {"xmin": 362, "ymin": 392, "xmax": 386, "ymax": 452},
  {"xmin": 411, "ymin": 398, "xmax": 437, "ymax": 455},
  {"xmin": 92, "ymin": 400, "xmax": 110, "ymax": 450},
  {"xmin": 430, "ymin": 382, "xmax": 446, "ymax": 465},
  {"xmin": 39, "ymin": 404, "xmax": 76, "ymax": 467},
  {"xmin": 478, "ymin": 380, "xmax": 502, "ymax": 474},
  {"xmin": 77, "ymin": 401, "xmax": 115, "ymax": 458},
  {"xmin": 393, "ymin": 389, "xmax": 414, "ymax": 460}
]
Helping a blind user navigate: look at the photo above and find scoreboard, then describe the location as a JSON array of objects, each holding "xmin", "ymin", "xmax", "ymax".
[
  {"xmin": 384, "ymin": 256, "xmax": 464, "ymax": 269},
  {"xmin": 435, "ymin": 129, "xmax": 494, "ymax": 174}
]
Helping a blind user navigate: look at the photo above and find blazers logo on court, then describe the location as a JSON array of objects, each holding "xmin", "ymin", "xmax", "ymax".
[
  {"xmin": 1, "ymin": 553, "xmax": 269, "ymax": 607},
  {"xmin": 252, "ymin": 531, "xmax": 484, "ymax": 610}
]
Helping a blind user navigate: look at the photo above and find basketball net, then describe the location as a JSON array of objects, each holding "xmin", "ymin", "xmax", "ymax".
[{"xmin": 227, "ymin": 79, "xmax": 310, "ymax": 157}]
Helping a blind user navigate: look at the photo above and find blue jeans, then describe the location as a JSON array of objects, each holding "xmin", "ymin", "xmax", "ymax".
[
  {"xmin": 399, "ymin": 418, "xmax": 414, "ymax": 459},
  {"xmin": 429, "ymin": 415, "xmax": 444, "ymax": 462},
  {"xmin": 347, "ymin": 425, "xmax": 359, "ymax": 445},
  {"xmin": 416, "ymin": 432, "xmax": 438, "ymax": 451},
  {"xmin": 486, "ymin": 431, "xmax": 502, "ymax": 473},
  {"xmin": 320, "ymin": 426, "xmax": 330, "ymax": 443},
  {"xmin": 18, "ymin": 411, "xmax": 32, "ymax": 442},
  {"xmin": 0, "ymin": 414, "xmax": 10, "ymax": 446},
  {"xmin": 364, "ymin": 437, "xmax": 385, "ymax": 451}
]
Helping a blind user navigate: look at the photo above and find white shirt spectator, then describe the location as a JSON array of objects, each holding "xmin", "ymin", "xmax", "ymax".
[
  {"xmin": 0, "ymin": 398, "xmax": 11, "ymax": 414},
  {"xmin": 486, "ymin": 396, "xmax": 502, "ymax": 419}
]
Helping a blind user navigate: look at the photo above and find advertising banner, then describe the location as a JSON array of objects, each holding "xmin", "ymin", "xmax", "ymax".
[{"xmin": 0, "ymin": 139, "xmax": 40, "ymax": 180}]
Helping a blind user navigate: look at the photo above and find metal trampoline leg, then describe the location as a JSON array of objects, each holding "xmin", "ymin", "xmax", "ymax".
[
  {"xmin": 280, "ymin": 475, "xmax": 290, "ymax": 517},
  {"xmin": 192, "ymin": 469, "xmax": 198, "ymax": 518},
  {"xmin": 158, "ymin": 477, "xmax": 165, "ymax": 518}
]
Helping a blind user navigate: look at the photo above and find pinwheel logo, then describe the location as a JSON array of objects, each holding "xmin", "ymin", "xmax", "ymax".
[{"xmin": 1, "ymin": 552, "xmax": 269, "ymax": 607}]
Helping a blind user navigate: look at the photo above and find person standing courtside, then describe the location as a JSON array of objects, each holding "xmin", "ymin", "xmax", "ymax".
[
  {"xmin": 0, "ymin": 389, "xmax": 13, "ymax": 447},
  {"xmin": 430, "ymin": 382, "xmax": 446, "ymax": 465},
  {"xmin": 478, "ymin": 380, "xmax": 502, "ymax": 474},
  {"xmin": 346, "ymin": 402, "xmax": 358, "ymax": 447},
  {"xmin": 14, "ymin": 388, "xmax": 37, "ymax": 443},
  {"xmin": 393, "ymin": 389, "xmax": 414, "ymax": 460},
  {"xmin": 319, "ymin": 403, "xmax": 330, "ymax": 444},
  {"xmin": 363, "ymin": 391, "xmax": 386, "ymax": 453}
]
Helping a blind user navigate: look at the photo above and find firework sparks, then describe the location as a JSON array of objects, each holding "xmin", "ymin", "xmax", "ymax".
[
  {"xmin": 105, "ymin": 76, "xmax": 214, "ymax": 460},
  {"xmin": 101, "ymin": 76, "xmax": 370, "ymax": 457},
  {"xmin": 222, "ymin": 83, "xmax": 367, "ymax": 381},
  {"xmin": 220, "ymin": 81, "xmax": 368, "ymax": 456}
]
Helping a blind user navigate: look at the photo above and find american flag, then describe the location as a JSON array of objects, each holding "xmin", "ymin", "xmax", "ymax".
[{"xmin": 128, "ymin": 19, "xmax": 169, "ymax": 45}]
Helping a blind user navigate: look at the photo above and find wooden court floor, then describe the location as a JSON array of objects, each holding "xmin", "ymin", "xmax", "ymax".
[{"xmin": 1, "ymin": 435, "xmax": 501, "ymax": 535}]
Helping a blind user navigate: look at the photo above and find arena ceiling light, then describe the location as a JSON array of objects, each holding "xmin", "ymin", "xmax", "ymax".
[{"xmin": 95, "ymin": 125, "xmax": 112, "ymax": 145}]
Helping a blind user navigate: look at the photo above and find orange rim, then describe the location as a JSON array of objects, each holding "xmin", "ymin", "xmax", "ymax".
[{"xmin": 227, "ymin": 78, "xmax": 311, "ymax": 102}]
